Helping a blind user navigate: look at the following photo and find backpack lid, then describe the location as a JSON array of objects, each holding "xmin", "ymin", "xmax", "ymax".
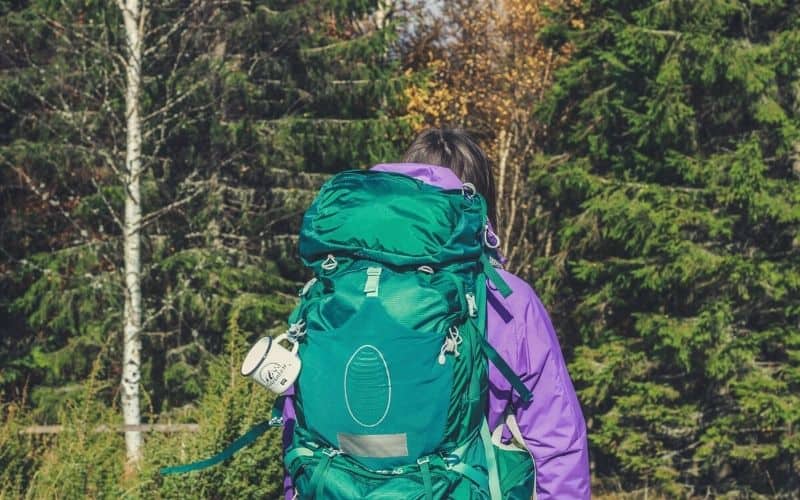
[{"xmin": 299, "ymin": 170, "xmax": 487, "ymax": 268}]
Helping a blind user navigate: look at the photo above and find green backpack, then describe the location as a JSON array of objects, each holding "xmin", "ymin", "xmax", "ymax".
[
  {"xmin": 283, "ymin": 170, "xmax": 534, "ymax": 499},
  {"xmin": 162, "ymin": 170, "xmax": 535, "ymax": 499}
]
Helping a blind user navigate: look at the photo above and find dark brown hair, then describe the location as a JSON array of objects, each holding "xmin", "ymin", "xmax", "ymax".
[{"xmin": 402, "ymin": 128, "xmax": 497, "ymax": 228}]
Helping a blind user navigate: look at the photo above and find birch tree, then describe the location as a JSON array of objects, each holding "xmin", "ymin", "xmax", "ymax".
[
  {"xmin": 0, "ymin": 0, "xmax": 207, "ymax": 466},
  {"xmin": 117, "ymin": 0, "xmax": 145, "ymax": 465}
]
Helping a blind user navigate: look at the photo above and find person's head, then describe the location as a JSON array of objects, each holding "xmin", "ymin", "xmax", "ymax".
[{"xmin": 402, "ymin": 128, "xmax": 497, "ymax": 228}]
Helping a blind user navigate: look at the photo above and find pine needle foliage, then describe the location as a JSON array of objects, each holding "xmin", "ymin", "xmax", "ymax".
[{"xmin": 536, "ymin": 0, "xmax": 800, "ymax": 495}]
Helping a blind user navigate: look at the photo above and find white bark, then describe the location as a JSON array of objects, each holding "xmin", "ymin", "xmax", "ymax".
[{"xmin": 119, "ymin": 0, "xmax": 145, "ymax": 466}]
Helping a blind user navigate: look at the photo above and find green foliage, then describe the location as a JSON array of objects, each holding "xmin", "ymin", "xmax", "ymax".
[
  {"xmin": 0, "ymin": 0, "xmax": 418, "ymax": 495},
  {"xmin": 0, "ymin": 297, "xmax": 287, "ymax": 498},
  {"xmin": 537, "ymin": 0, "xmax": 800, "ymax": 495},
  {"xmin": 0, "ymin": 403, "xmax": 44, "ymax": 499},
  {"xmin": 141, "ymin": 305, "xmax": 286, "ymax": 499}
]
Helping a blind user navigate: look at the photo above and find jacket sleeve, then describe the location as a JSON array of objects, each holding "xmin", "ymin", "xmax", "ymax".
[{"xmin": 512, "ymin": 292, "xmax": 591, "ymax": 499}]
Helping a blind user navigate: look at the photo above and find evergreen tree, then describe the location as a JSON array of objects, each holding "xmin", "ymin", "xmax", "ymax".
[
  {"xmin": 537, "ymin": 0, "xmax": 800, "ymax": 495},
  {"xmin": 403, "ymin": 0, "xmax": 568, "ymax": 276},
  {"xmin": 141, "ymin": 0, "xmax": 418, "ymax": 415},
  {"xmin": 1, "ymin": 0, "xmax": 415, "ymax": 424},
  {"xmin": 1, "ymin": 0, "xmax": 131, "ymax": 414}
]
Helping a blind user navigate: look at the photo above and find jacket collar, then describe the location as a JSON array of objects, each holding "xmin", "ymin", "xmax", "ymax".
[{"xmin": 370, "ymin": 163, "xmax": 464, "ymax": 190}]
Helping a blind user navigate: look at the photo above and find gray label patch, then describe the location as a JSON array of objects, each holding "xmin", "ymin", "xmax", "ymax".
[{"xmin": 337, "ymin": 432, "xmax": 408, "ymax": 458}]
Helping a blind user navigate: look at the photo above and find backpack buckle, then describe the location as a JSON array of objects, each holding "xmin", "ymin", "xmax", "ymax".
[
  {"xmin": 416, "ymin": 456, "xmax": 430, "ymax": 465},
  {"xmin": 441, "ymin": 453, "xmax": 460, "ymax": 466},
  {"xmin": 287, "ymin": 320, "xmax": 306, "ymax": 340},
  {"xmin": 322, "ymin": 448, "xmax": 342, "ymax": 458},
  {"xmin": 321, "ymin": 254, "xmax": 338, "ymax": 271},
  {"xmin": 364, "ymin": 267, "xmax": 382, "ymax": 297},
  {"xmin": 299, "ymin": 277, "xmax": 317, "ymax": 296}
]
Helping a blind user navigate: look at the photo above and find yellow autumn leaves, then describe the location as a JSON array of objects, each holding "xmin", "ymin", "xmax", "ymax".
[{"xmin": 405, "ymin": 0, "xmax": 578, "ymax": 271}]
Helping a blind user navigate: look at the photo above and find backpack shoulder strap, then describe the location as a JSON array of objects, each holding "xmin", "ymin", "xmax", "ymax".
[
  {"xmin": 475, "ymin": 252, "xmax": 531, "ymax": 403},
  {"xmin": 478, "ymin": 336, "xmax": 533, "ymax": 404}
]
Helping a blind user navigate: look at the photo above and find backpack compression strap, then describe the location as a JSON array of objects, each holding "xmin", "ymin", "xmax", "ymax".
[
  {"xmin": 480, "ymin": 419, "xmax": 503, "ymax": 500},
  {"xmin": 159, "ymin": 396, "xmax": 286, "ymax": 475}
]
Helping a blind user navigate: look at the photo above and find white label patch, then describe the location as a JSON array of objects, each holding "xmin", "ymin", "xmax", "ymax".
[{"xmin": 337, "ymin": 432, "xmax": 408, "ymax": 457}]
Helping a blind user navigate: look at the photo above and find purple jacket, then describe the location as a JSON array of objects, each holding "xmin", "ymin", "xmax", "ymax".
[{"xmin": 282, "ymin": 163, "xmax": 591, "ymax": 499}]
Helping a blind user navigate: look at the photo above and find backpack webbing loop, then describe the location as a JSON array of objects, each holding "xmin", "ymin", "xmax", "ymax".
[
  {"xmin": 309, "ymin": 448, "xmax": 340, "ymax": 498},
  {"xmin": 417, "ymin": 456, "xmax": 434, "ymax": 500},
  {"xmin": 481, "ymin": 254, "xmax": 512, "ymax": 298},
  {"xmin": 364, "ymin": 266, "xmax": 382, "ymax": 297},
  {"xmin": 284, "ymin": 446, "xmax": 314, "ymax": 469}
]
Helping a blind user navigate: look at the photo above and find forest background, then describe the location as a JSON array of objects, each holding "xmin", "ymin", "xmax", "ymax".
[{"xmin": 1, "ymin": 0, "xmax": 798, "ymax": 498}]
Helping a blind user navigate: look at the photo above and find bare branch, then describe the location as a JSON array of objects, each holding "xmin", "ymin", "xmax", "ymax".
[{"xmin": 140, "ymin": 190, "xmax": 203, "ymax": 229}]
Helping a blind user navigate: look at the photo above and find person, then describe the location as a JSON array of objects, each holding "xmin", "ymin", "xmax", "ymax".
[{"xmin": 281, "ymin": 128, "xmax": 591, "ymax": 499}]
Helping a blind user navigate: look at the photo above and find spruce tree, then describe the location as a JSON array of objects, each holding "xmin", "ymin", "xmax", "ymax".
[
  {"xmin": 142, "ymin": 0, "xmax": 417, "ymax": 414},
  {"xmin": 2, "ymin": 0, "xmax": 416, "ymax": 493},
  {"xmin": 1, "ymin": 0, "xmax": 131, "ymax": 414},
  {"xmin": 537, "ymin": 0, "xmax": 800, "ymax": 495},
  {"xmin": 0, "ymin": 0, "xmax": 416, "ymax": 444}
]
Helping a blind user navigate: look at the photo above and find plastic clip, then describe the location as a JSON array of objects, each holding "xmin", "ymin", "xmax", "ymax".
[
  {"xmin": 484, "ymin": 223, "xmax": 500, "ymax": 249},
  {"xmin": 321, "ymin": 254, "xmax": 338, "ymax": 271}
]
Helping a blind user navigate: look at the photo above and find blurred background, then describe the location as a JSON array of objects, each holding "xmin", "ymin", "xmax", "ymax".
[{"xmin": 1, "ymin": 0, "xmax": 798, "ymax": 497}]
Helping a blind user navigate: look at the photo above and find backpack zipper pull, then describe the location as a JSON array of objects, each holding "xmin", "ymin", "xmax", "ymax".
[
  {"xmin": 299, "ymin": 277, "xmax": 317, "ymax": 296},
  {"xmin": 465, "ymin": 293, "xmax": 477, "ymax": 317},
  {"xmin": 438, "ymin": 327, "xmax": 463, "ymax": 365}
]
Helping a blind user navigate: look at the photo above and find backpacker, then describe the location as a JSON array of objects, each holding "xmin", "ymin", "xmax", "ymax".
[
  {"xmin": 281, "ymin": 170, "xmax": 534, "ymax": 499},
  {"xmin": 160, "ymin": 169, "xmax": 536, "ymax": 499}
]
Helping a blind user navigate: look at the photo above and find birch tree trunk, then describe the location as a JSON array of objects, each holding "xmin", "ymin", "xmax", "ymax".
[{"xmin": 119, "ymin": 0, "xmax": 145, "ymax": 466}]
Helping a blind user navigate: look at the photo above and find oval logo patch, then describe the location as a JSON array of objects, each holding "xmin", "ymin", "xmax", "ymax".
[{"xmin": 344, "ymin": 345, "xmax": 391, "ymax": 428}]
